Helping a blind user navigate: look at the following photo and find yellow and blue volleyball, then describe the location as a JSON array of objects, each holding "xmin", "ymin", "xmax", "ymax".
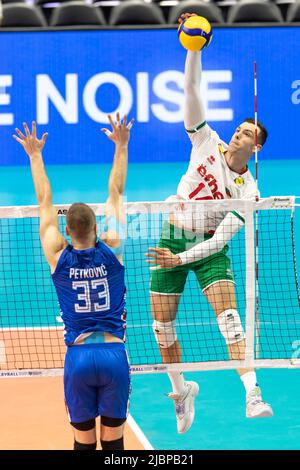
[{"xmin": 178, "ymin": 16, "xmax": 213, "ymax": 52}]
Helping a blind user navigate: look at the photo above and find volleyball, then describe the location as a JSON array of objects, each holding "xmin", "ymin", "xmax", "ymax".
[{"xmin": 178, "ymin": 16, "xmax": 213, "ymax": 52}]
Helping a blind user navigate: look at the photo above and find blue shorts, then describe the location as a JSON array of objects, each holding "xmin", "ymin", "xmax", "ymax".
[{"xmin": 64, "ymin": 343, "xmax": 131, "ymax": 424}]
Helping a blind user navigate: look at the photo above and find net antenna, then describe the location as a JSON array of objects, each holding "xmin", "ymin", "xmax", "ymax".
[{"xmin": 254, "ymin": 61, "xmax": 260, "ymax": 356}]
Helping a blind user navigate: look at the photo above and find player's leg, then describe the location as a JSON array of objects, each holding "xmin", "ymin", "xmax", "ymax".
[
  {"xmin": 150, "ymin": 223, "xmax": 189, "ymax": 391},
  {"xmin": 98, "ymin": 343, "xmax": 131, "ymax": 449},
  {"xmin": 150, "ymin": 221, "xmax": 195, "ymax": 381},
  {"xmin": 72, "ymin": 421, "xmax": 97, "ymax": 450},
  {"xmin": 100, "ymin": 419, "xmax": 126, "ymax": 450},
  {"xmin": 150, "ymin": 292, "xmax": 182, "ymax": 364},
  {"xmin": 193, "ymin": 249, "xmax": 248, "ymax": 370},
  {"xmin": 64, "ymin": 346, "xmax": 98, "ymax": 450},
  {"xmin": 203, "ymin": 280, "xmax": 273, "ymax": 418},
  {"xmin": 195, "ymin": 250, "xmax": 273, "ymax": 418},
  {"xmin": 151, "ymin": 289, "xmax": 199, "ymax": 435},
  {"xmin": 203, "ymin": 280, "xmax": 251, "ymax": 373},
  {"xmin": 150, "ymin": 223, "xmax": 199, "ymax": 433},
  {"xmin": 150, "ymin": 281, "xmax": 199, "ymax": 434}
]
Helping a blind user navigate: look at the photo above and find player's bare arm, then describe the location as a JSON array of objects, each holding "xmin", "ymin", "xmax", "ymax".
[
  {"xmin": 181, "ymin": 12, "xmax": 206, "ymax": 130},
  {"xmin": 13, "ymin": 121, "xmax": 67, "ymax": 272},
  {"xmin": 101, "ymin": 113, "xmax": 134, "ymax": 262}
]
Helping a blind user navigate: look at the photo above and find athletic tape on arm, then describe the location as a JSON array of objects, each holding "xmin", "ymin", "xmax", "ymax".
[{"xmin": 178, "ymin": 211, "xmax": 244, "ymax": 265}]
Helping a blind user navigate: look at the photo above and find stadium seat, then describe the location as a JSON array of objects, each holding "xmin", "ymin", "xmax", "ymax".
[
  {"xmin": 1, "ymin": 3, "xmax": 47, "ymax": 26},
  {"xmin": 2, "ymin": 0, "xmax": 26, "ymax": 4},
  {"xmin": 227, "ymin": 0, "xmax": 283, "ymax": 23},
  {"xmin": 50, "ymin": 1, "xmax": 106, "ymax": 25},
  {"xmin": 36, "ymin": 0, "xmax": 85, "ymax": 8},
  {"xmin": 36, "ymin": 0, "xmax": 82, "ymax": 4},
  {"xmin": 168, "ymin": 0, "xmax": 224, "ymax": 24},
  {"xmin": 273, "ymin": 0, "xmax": 295, "ymax": 23},
  {"xmin": 286, "ymin": 1, "xmax": 300, "ymax": 21},
  {"xmin": 109, "ymin": 0, "xmax": 165, "ymax": 25}
]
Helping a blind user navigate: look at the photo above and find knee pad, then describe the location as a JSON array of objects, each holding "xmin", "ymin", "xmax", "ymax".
[
  {"xmin": 217, "ymin": 309, "xmax": 245, "ymax": 345},
  {"xmin": 152, "ymin": 320, "xmax": 177, "ymax": 349},
  {"xmin": 101, "ymin": 416, "xmax": 126, "ymax": 427},
  {"xmin": 74, "ymin": 440, "xmax": 97, "ymax": 450},
  {"xmin": 71, "ymin": 418, "xmax": 95, "ymax": 431},
  {"xmin": 101, "ymin": 437, "xmax": 124, "ymax": 450}
]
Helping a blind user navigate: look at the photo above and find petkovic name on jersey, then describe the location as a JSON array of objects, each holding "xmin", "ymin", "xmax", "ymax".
[{"xmin": 69, "ymin": 265, "xmax": 107, "ymax": 279}]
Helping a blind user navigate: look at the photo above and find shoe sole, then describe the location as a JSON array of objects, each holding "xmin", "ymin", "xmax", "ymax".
[{"xmin": 246, "ymin": 410, "xmax": 273, "ymax": 418}]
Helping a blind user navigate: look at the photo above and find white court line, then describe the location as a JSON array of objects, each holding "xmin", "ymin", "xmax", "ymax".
[{"xmin": 127, "ymin": 414, "xmax": 154, "ymax": 450}]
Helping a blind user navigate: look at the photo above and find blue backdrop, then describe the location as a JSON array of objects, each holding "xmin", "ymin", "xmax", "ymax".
[{"xmin": 0, "ymin": 27, "xmax": 299, "ymax": 165}]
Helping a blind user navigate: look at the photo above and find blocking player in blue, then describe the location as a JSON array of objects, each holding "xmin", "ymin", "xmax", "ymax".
[{"xmin": 13, "ymin": 114, "xmax": 134, "ymax": 450}]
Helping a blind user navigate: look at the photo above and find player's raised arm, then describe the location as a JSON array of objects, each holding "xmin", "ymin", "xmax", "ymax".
[
  {"xmin": 13, "ymin": 122, "xmax": 67, "ymax": 271},
  {"xmin": 101, "ymin": 113, "xmax": 134, "ymax": 262},
  {"xmin": 179, "ymin": 13, "xmax": 206, "ymax": 131}
]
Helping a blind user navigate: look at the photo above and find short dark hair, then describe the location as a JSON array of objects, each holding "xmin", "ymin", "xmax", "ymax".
[
  {"xmin": 66, "ymin": 203, "xmax": 96, "ymax": 241},
  {"xmin": 244, "ymin": 118, "xmax": 268, "ymax": 146}
]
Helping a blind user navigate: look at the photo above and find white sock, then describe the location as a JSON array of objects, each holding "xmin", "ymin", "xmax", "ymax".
[
  {"xmin": 168, "ymin": 371, "xmax": 185, "ymax": 395},
  {"xmin": 240, "ymin": 371, "xmax": 259, "ymax": 396}
]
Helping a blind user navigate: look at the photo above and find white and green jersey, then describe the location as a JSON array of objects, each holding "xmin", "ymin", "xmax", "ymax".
[{"xmin": 169, "ymin": 123, "xmax": 258, "ymax": 233}]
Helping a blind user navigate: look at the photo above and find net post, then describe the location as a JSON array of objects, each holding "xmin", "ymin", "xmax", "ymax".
[{"xmin": 244, "ymin": 203, "xmax": 256, "ymax": 367}]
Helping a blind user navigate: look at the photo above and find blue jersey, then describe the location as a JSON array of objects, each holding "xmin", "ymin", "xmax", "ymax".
[{"xmin": 52, "ymin": 241, "xmax": 126, "ymax": 346}]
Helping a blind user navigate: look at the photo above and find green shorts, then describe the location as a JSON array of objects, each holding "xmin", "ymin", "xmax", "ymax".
[{"xmin": 150, "ymin": 222, "xmax": 234, "ymax": 294}]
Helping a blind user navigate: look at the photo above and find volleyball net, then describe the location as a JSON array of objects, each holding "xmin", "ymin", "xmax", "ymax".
[{"xmin": 0, "ymin": 196, "xmax": 300, "ymax": 378}]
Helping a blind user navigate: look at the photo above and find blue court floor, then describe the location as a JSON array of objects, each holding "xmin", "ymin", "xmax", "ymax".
[{"xmin": 1, "ymin": 159, "xmax": 300, "ymax": 450}]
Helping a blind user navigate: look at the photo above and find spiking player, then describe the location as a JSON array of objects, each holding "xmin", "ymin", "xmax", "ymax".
[
  {"xmin": 146, "ymin": 13, "xmax": 273, "ymax": 434},
  {"xmin": 13, "ymin": 114, "xmax": 134, "ymax": 450}
]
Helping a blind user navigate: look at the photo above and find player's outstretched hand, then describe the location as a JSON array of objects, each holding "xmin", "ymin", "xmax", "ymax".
[
  {"xmin": 146, "ymin": 247, "xmax": 182, "ymax": 270},
  {"xmin": 101, "ymin": 113, "xmax": 134, "ymax": 147},
  {"xmin": 178, "ymin": 12, "xmax": 197, "ymax": 24},
  {"xmin": 13, "ymin": 121, "xmax": 48, "ymax": 158}
]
